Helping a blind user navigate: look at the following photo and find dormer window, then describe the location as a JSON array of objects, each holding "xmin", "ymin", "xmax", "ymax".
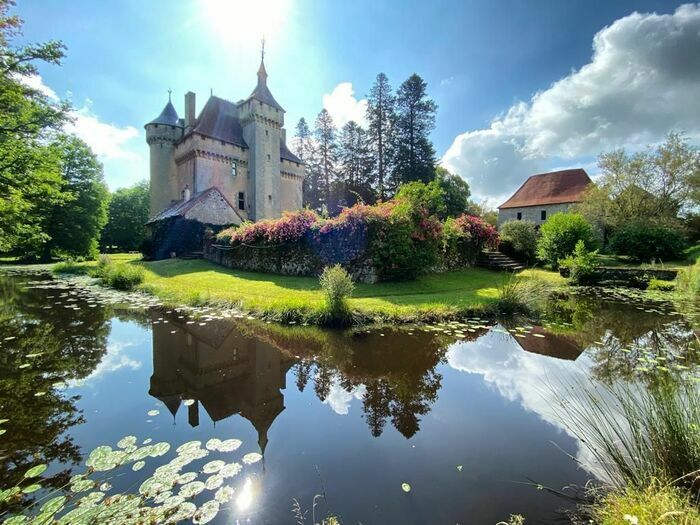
[{"xmin": 231, "ymin": 161, "xmax": 237, "ymax": 177}]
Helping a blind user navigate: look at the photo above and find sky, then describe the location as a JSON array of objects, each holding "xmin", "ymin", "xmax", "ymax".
[{"xmin": 13, "ymin": 0, "xmax": 700, "ymax": 205}]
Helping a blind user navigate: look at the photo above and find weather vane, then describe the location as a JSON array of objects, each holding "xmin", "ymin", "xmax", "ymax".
[
  {"xmin": 261, "ymin": 36, "xmax": 266, "ymax": 62},
  {"xmin": 167, "ymin": 88, "xmax": 172, "ymax": 102}
]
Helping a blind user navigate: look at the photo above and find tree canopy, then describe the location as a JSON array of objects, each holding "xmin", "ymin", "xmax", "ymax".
[{"xmin": 101, "ymin": 180, "xmax": 150, "ymax": 252}]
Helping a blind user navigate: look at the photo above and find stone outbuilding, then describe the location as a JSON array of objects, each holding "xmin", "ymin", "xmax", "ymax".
[
  {"xmin": 498, "ymin": 168, "xmax": 592, "ymax": 227},
  {"xmin": 145, "ymin": 187, "xmax": 243, "ymax": 260}
]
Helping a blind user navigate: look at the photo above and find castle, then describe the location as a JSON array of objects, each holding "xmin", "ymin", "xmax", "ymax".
[{"xmin": 145, "ymin": 49, "xmax": 304, "ymax": 225}]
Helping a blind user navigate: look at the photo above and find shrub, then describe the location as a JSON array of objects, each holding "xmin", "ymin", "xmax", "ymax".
[
  {"xmin": 442, "ymin": 214, "xmax": 499, "ymax": 268},
  {"xmin": 559, "ymin": 240, "xmax": 600, "ymax": 284},
  {"xmin": 647, "ymin": 278, "xmax": 676, "ymax": 291},
  {"xmin": 493, "ymin": 273, "xmax": 550, "ymax": 315},
  {"xmin": 499, "ymin": 220, "xmax": 538, "ymax": 264},
  {"xmin": 536, "ymin": 212, "xmax": 596, "ymax": 269},
  {"xmin": 319, "ymin": 264, "xmax": 354, "ymax": 321},
  {"xmin": 93, "ymin": 258, "xmax": 145, "ymax": 291},
  {"xmin": 395, "ymin": 180, "xmax": 446, "ymax": 218},
  {"xmin": 609, "ymin": 222, "xmax": 687, "ymax": 262}
]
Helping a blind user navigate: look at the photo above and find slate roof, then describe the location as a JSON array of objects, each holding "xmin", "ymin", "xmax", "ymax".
[
  {"xmin": 147, "ymin": 100, "xmax": 181, "ymax": 127},
  {"xmin": 280, "ymin": 140, "xmax": 302, "ymax": 164},
  {"xmin": 146, "ymin": 186, "xmax": 243, "ymax": 224},
  {"xmin": 187, "ymin": 96, "xmax": 247, "ymax": 148},
  {"xmin": 499, "ymin": 168, "xmax": 592, "ymax": 209},
  {"xmin": 245, "ymin": 60, "xmax": 284, "ymax": 111}
]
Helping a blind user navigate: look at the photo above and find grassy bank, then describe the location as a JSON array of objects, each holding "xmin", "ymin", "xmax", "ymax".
[{"xmin": 48, "ymin": 254, "xmax": 563, "ymax": 324}]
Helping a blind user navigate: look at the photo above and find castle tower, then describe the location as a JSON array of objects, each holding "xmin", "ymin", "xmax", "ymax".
[
  {"xmin": 145, "ymin": 92, "xmax": 184, "ymax": 217},
  {"xmin": 239, "ymin": 44, "xmax": 284, "ymax": 220}
]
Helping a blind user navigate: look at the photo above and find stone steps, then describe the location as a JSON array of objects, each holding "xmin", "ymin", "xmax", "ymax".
[
  {"xmin": 476, "ymin": 250, "xmax": 526, "ymax": 272},
  {"xmin": 179, "ymin": 251, "xmax": 204, "ymax": 260}
]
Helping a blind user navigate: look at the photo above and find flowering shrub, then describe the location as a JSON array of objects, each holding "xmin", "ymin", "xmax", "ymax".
[
  {"xmin": 442, "ymin": 214, "xmax": 499, "ymax": 268},
  {"xmin": 213, "ymin": 201, "xmax": 496, "ymax": 281}
]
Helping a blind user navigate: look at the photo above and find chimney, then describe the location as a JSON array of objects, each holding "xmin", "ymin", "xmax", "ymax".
[
  {"xmin": 184, "ymin": 91, "xmax": 196, "ymax": 131},
  {"xmin": 281, "ymin": 129, "xmax": 286, "ymax": 143},
  {"xmin": 183, "ymin": 184, "xmax": 191, "ymax": 202}
]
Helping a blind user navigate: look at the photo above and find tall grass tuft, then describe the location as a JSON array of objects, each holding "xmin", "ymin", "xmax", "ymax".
[
  {"xmin": 52, "ymin": 259, "xmax": 86, "ymax": 275},
  {"xmin": 493, "ymin": 272, "xmax": 550, "ymax": 316},
  {"xmin": 93, "ymin": 256, "xmax": 145, "ymax": 291},
  {"xmin": 553, "ymin": 379, "xmax": 700, "ymax": 494},
  {"xmin": 319, "ymin": 264, "xmax": 354, "ymax": 325},
  {"xmin": 676, "ymin": 258, "xmax": 700, "ymax": 301}
]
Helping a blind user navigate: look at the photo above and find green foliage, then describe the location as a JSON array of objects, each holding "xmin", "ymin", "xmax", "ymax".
[
  {"xmin": 499, "ymin": 220, "xmax": 538, "ymax": 264},
  {"xmin": 536, "ymin": 212, "xmax": 596, "ymax": 269},
  {"xmin": 93, "ymin": 257, "xmax": 144, "ymax": 291},
  {"xmin": 101, "ymin": 181, "xmax": 149, "ymax": 252},
  {"xmin": 51, "ymin": 260, "xmax": 86, "ymax": 275},
  {"xmin": 647, "ymin": 278, "xmax": 676, "ymax": 291},
  {"xmin": 42, "ymin": 135, "xmax": 109, "ymax": 260},
  {"xmin": 609, "ymin": 222, "xmax": 687, "ymax": 262},
  {"xmin": 395, "ymin": 180, "xmax": 446, "ymax": 218},
  {"xmin": 435, "ymin": 166, "xmax": 470, "ymax": 218},
  {"xmin": 559, "ymin": 240, "xmax": 600, "ymax": 284},
  {"xmin": 554, "ymin": 379, "xmax": 700, "ymax": 495},
  {"xmin": 493, "ymin": 272, "xmax": 550, "ymax": 316},
  {"xmin": 319, "ymin": 264, "xmax": 354, "ymax": 322},
  {"xmin": 676, "ymin": 258, "xmax": 700, "ymax": 300},
  {"xmin": 592, "ymin": 483, "xmax": 700, "ymax": 525}
]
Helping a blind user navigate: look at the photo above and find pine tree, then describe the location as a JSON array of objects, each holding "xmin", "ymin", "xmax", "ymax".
[
  {"xmin": 293, "ymin": 117, "xmax": 321, "ymax": 210},
  {"xmin": 293, "ymin": 117, "xmax": 313, "ymax": 162},
  {"xmin": 314, "ymin": 108, "xmax": 337, "ymax": 212},
  {"xmin": 393, "ymin": 74, "xmax": 437, "ymax": 187},
  {"xmin": 366, "ymin": 73, "xmax": 396, "ymax": 200},
  {"xmin": 337, "ymin": 120, "xmax": 373, "ymax": 207}
]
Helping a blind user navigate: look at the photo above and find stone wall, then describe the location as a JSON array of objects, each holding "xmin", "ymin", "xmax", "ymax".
[
  {"xmin": 205, "ymin": 243, "xmax": 379, "ymax": 283},
  {"xmin": 498, "ymin": 203, "xmax": 573, "ymax": 227},
  {"xmin": 559, "ymin": 266, "xmax": 678, "ymax": 287}
]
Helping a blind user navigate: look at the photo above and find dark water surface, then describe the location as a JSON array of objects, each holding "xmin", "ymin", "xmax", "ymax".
[{"xmin": 0, "ymin": 271, "xmax": 697, "ymax": 524}]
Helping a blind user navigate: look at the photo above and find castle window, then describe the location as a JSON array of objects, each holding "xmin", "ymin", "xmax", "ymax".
[
  {"xmin": 267, "ymin": 154, "xmax": 271, "ymax": 160},
  {"xmin": 238, "ymin": 192, "xmax": 245, "ymax": 210},
  {"xmin": 265, "ymin": 130, "xmax": 268, "ymax": 136},
  {"xmin": 541, "ymin": 210, "xmax": 547, "ymax": 221},
  {"xmin": 231, "ymin": 161, "xmax": 237, "ymax": 177},
  {"xmin": 517, "ymin": 212, "xmax": 522, "ymax": 220}
]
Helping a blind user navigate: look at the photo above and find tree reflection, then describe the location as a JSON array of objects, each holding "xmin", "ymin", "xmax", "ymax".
[{"xmin": 0, "ymin": 273, "xmax": 111, "ymax": 510}]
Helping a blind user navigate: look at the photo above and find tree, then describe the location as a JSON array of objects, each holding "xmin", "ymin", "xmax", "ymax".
[
  {"xmin": 393, "ymin": 74, "xmax": 437, "ymax": 188},
  {"xmin": 434, "ymin": 166, "xmax": 470, "ymax": 218},
  {"xmin": 536, "ymin": 212, "xmax": 597, "ymax": 269},
  {"xmin": 42, "ymin": 135, "xmax": 109, "ymax": 260},
  {"xmin": 577, "ymin": 133, "xmax": 700, "ymax": 240},
  {"xmin": 366, "ymin": 73, "xmax": 396, "ymax": 200},
  {"xmin": 0, "ymin": 0, "xmax": 70, "ymax": 256},
  {"xmin": 336, "ymin": 120, "xmax": 373, "ymax": 207},
  {"xmin": 395, "ymin": 180, "xmax": 446, "ymax": 218},
  {"xmin": 314, "ymin": 108, "xmax": 337, "ymax": 212},
  {"xmin": 101, "ymin": 180, "xmax": 150, "ymax": 252}
]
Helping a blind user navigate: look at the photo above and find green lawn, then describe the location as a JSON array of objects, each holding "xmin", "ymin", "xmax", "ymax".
[{"xmin": 98, "ymin": 256, "xmax": 559, "ymax": 323}]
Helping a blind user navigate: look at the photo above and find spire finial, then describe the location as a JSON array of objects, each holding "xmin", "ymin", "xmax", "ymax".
[
  {"xmin": 261, "ymin": 36, "xmax": 265, "ymax": 63},
  {"xmin": 168, "ymin": 88, "xmax": 172, "ymax": 102}
]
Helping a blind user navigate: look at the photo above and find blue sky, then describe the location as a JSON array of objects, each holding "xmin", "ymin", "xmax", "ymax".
[{"xmin": 14, "ymin": 0, "xmax": 700, "ymax": 204}]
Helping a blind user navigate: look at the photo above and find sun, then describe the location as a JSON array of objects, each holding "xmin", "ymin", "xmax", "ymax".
[{"xmin": 197, "ymin": 0, "xmax": 292, "ymax": 52}]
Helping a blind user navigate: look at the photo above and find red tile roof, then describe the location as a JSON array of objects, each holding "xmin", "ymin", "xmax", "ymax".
[{"xmin": 499, "ymin": 168, "xmax": 592, "ymax": 209}]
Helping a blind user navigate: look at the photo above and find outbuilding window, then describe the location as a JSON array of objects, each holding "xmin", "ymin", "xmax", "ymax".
[
  {"xmin": 238, "ymin": 192, "xmax": 245, "ymax": 210},
  {"xmin": 231, "ymin": 161, "xmax": 237, "ymax": 177},
  {"xmin": 517, "ymin": 212, "xmax": 522, "ymax": 220},
  {"xmin": 541, "ymin": 210, "xmax": 547, "ymax": 221}
]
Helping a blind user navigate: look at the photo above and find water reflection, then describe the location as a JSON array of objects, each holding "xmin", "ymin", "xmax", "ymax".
[{"xmin": 149, "ymin": 312, "xmax": 294, "ymax": 454}]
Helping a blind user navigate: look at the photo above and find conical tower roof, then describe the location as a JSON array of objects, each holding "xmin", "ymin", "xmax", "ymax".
[
  {"xmin": 247, "ymin": 56, "xmax": 284, "ymax": 112},
  {"xmin": 147, "ymin": 95, "xmax": 182, "ymax": 126}
]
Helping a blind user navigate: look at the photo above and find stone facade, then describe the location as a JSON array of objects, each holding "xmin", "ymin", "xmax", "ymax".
[
  {"xmin": 145, "ymin": 54, "xmax": 304, "ymax": 222},
  {"xmin": 498, "ymin": 203, "xmax": 573, "ymax": 227}
]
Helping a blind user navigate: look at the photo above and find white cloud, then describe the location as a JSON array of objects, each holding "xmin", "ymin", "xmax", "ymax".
[
  {"xmin": 442, "ymin": 4, "xmax": 700, "ymax": 202},
  {"xmin": 71, "ymin": 340, "xmax": 143, "ymax": 386},
  {"xmin": 16, "ymin": 74, "xmax": 147, "ymax": 188},
  {"xmin": 322, "ymin": 82, "xmax": 368, "ymax": 129},
  {"xmin": 323, "ymin": 377, "xmax": 366, "ymax": 416}
]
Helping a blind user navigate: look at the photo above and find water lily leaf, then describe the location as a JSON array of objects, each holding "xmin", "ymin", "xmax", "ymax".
[
  {"xmin": 205, "ymin": 474, "xmax": 223, "ymax": 491},
  {"xmin": 40, "ymin": 495, "xmax": 67, "ymax": 515},
  {"xmin": 149, "ymin": 442, "xmax": 171, "ymax": 457},
  {"xmin": 24, "ymin": 464, "xmax": 47, "ymax": 478},
  {"xmin": 147, "ymin": 410, "xmax": 160, "ymax": 417},
  {"xmin": 241, "ymin": 453, "xmax": 262, "ymax": 465},
  {"xmin": 70, "ymin": 478, "xmax": 94, "ymax": 493},
  {"xmin": 176, "ymin": 440, "xmax": 202, "ymax": 454},
  {"xmin": 401, "ymin": 483, "xmax": 411, "ymax": 492},
  {"xmin": 220, "ymin": 462, "xmax": 242, "ymax": 479},
  {"xmin": 214, "ymin": 485, "xmax": 234, "ymax": 503},
  {"xmin": 21, "ymin": 484, "xmax": 41, "ymax": 494},
  {"xmin": 132, "ymin": 461, "xmax": 146, "ymax": 472},
  {"xmin": 166, "ymin": 501, "xmax": 196, "ymax": 523},
  {"xmin": 184, "ymin": 399, "xmax": 195, "ymax": 406},
  {"xmin": 179, "ymin": 480, "xmax": 206, "ymax": 498},
  {"xmin": 177, "ymin": 472, "xmax": 197, "ymax": 485},
  {"xmin": 117, "ymin": 436, "xmax": 137, "ymax": 449},
  {"xmin": 3, "ymin": 516, "xmax": 28, "ymax": 524},
  {"xmin": 193, "ymin": 500, "xmax": 220, "ymax": 524},
  {"xmin": 202, "ymin": 460, "xmax": 225, "ymax": 474},
  {"xmin": 99, "ymin": 482, "xmax": 112, "ymax": 492},
  {"xmin": 217, "ymin": 439, "xmax": 242, "ymax": 452},
  {"xmin": 205, "ymin": 438, "xmax": 221, "ymax": 451}
]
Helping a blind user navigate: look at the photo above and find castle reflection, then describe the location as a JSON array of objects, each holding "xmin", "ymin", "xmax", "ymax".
[{"xmin": 148, "ymin": 313, "xmax": 294, "ymax": 453}]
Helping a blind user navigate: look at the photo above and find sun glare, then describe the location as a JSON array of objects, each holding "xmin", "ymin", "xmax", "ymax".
[
  {"xmin": 236, "ymin": 477, "xmax": 255, "ymax": 511},
  {"xmin": 198, "ymin": 0, "xmax": 292, "ymax": 51}
]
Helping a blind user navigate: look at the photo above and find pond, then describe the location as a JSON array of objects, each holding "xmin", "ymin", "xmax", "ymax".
[{"xmin": 0, "ymin": 270, "xmax": 698, "ymax": 524}]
